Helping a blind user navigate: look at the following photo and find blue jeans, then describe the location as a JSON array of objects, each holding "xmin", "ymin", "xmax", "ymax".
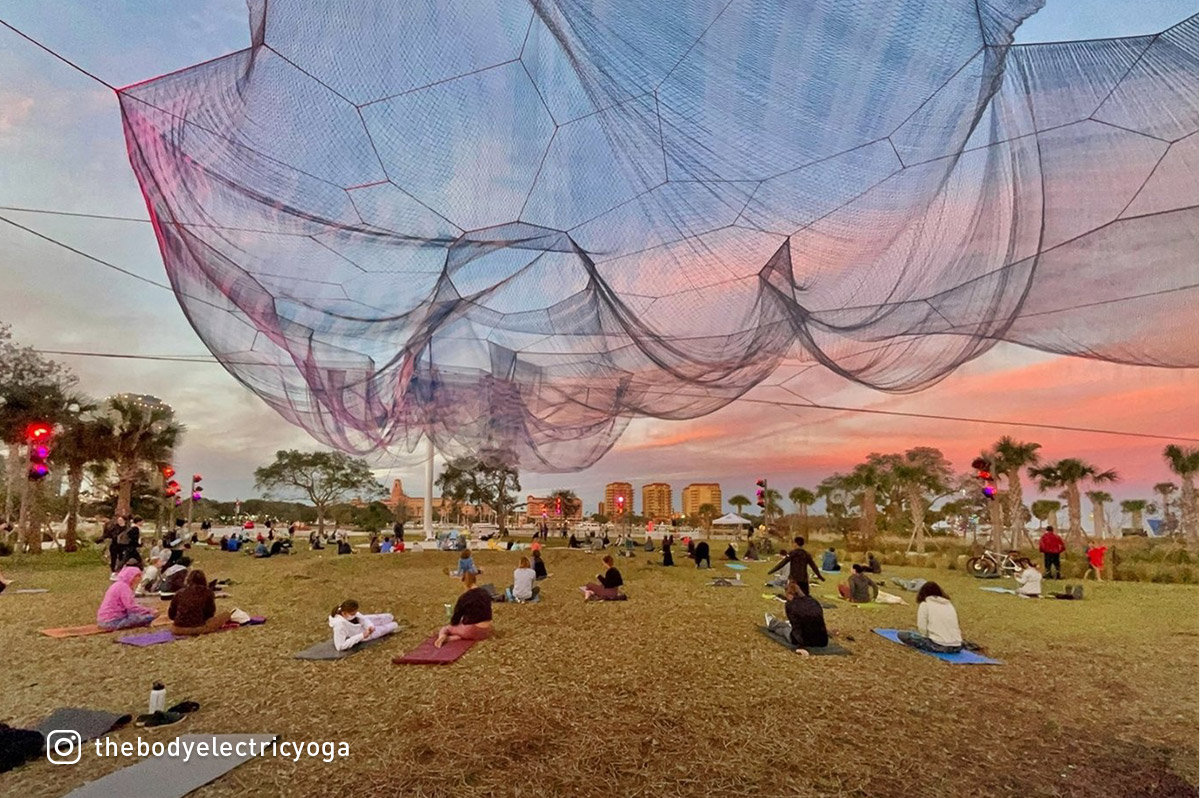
[{"xmin": 897, "ymin": 630, "xmax": 961, "ymax": 654}]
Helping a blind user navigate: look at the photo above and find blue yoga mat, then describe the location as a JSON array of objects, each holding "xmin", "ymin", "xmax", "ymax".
[
  {"xmin": 979, "ymin": 586, "xmax": 1015, "ymax": 594},
  {"xmin": 724, "ymin": 563, "xmax": 748, "ymax": 571},
  {"xmin": 872, "ymin": 629, "xmax": 1003, "ymax": 665}
]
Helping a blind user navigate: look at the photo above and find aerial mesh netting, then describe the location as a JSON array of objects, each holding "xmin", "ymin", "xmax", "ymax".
[{"xmin": 118, "ymin": 0, "xmax": 1199, "ymax": 471}]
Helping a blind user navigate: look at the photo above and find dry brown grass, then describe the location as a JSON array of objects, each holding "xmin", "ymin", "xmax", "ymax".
[{"xmin": 1, "ymin": 542, "xmax": 1196, "ymax": 797}]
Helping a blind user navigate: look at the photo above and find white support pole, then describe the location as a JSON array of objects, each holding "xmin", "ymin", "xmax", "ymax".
[{"xmin": 423, "ymin": 437, "xmax": 435, "ymax": 540}]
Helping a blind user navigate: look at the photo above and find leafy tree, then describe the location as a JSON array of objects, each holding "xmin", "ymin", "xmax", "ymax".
[
  {"xmin": 728, "ymin": 494, "xmax": 750, "ymax": 515},
  {"xmin": 436, "ymin": 456, "xmax": 520, "ymax": 535},
  {"xmin": 845, "ymin": 459, "xmax": 886, "ymax": 541},
  {"xmin": 1120, "ymin": 499, "xmax": 1153, "ymax": 535},
  {"xmin": 590, "ymin": 512, "xmax": 609, "ymax": 524},
  {"xmin": 992, "ymin": 436, "xmax": 1041, "ymax": 549},
  {"xmin": 351, "ymin": 501, "xmax": 394, "ymax": 533},
  {"xmin": 1031, "ymin": 499, "xmax": 1062, "ymax": 527},
  {"xmin": 549, "ymin": 488, "xmax": 581, "ymax": 518},
  {"xmin": 696, "ymin": 503, "xmax": 717, "ymax": 531},
  {"xmin": 817, "ymin": 473, "xmax": 853, "ymax": 537},
  {"xmin": 762, "ymin": 488, "xmax": 782, "ymax": 525},
  {"xmin": 788, "ymin": 487, "xmax": 816, "ymax": 534},
  {"xmin": 889, "ymin": 447, "xmax": 953, "ymax": 553},
  {"xmin": 105, "ymin": 396, "xmax": 184, "ymax": 518},
  {"xmin": 54, "ymin": 401, "xmax": 114, "ymax": 551},
  {"xmin": 1029, "ymin": 458, "xmax": 1118, "ymax": 547},
  {"xmin": 1163, "ymin": 445, "xmax": 1199, "ymax": 539},
  {"xmin": 1085, "ymin": 490, "xmax": 1113, "ymax": 539},
  {"xmin": 1152, "ymin": 482, "xmax": 1178, "ymax": 535},
  {"xmin": 255, "ymin": 450, "xmax": 382, "ymax": 533}
]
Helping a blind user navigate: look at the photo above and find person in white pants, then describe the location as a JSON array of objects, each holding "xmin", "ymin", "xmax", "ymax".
[{"xmin": 329, "ymin": 599, "xmax": 399, "ymax": 651}]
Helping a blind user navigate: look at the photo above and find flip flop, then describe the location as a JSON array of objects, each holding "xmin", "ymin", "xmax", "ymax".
[{"xmin": 135, "ymin": 710, "xmax": 186, "ymax": 728}]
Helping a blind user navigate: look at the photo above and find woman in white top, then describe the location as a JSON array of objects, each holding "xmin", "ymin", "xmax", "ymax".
[
  {"xmin": 508, "ymin": 557, "xmax": 540, "ymax": 603},
  {"xmin": 328, "ymin": 599, "xmax": 399, "ymax": 651},
  {"xmin": 897, "ymin": 582, "xmax": 976, "ymax": 653},
  {"xmin": 1015, "ymin": 558, "xmax": 1043, "ymax": 598}
]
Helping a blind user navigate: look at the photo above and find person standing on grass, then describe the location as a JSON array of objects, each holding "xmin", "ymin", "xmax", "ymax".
[
  {"xmin": 1083, "ymin": 543, "xmax": 1107, "ymax": 581},
  {"xmin": 1039, "ymin": 526, "xmax": 1065, "ymax": 579},
  {"xmin": 662, "ymin": 535, "xmax": 675, "ymax": 567},
  {"xmin": 768, "ymin": 536, "xmax": 824, "ymax": 590}
]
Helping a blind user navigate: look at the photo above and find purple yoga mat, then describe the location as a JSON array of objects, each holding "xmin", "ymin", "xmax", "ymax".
[
  {"xmin": 117, "ymin": 617, "xmax": 266, "ymax": 647},
  {"xmin": 393, "ymin": 635, "xmax": 476, "ymax": 665}
]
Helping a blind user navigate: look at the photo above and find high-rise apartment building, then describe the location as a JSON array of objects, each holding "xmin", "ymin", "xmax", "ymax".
[
  {"xmin": 641, "ymin": 483, "xmax": 673, "ymax": 522},
  {"xmin": 604, "ymin": 482, "xmax": 633, "ymax": 517},
  {"xmin": 681, "ymin": 483, "xmax": 722, "ymax": 517}
]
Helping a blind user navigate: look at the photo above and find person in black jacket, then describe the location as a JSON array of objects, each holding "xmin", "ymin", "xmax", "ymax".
[
  {"xmin": 765, "ymin": 580, "xmax": 830, "ymax": 655},
  {"xmin": 662, "ymin": 535, "xmax": 675, "ymax": 567},
  {"xmin": 582, "ymin": 555, "xmax": 625, "ymax": 601},
  {"xmin": 768, "ymin": 537, "xmax": 824, "ymax": 589},
  {"xmin": 435, "ymin": 572, "xmax": 494, "ymax": 648},
  {"xmin": 692, "ymin": 540, "xmax": 711, "ymax": 569}
]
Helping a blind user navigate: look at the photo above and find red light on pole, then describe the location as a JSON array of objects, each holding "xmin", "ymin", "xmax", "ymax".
[{"xmin": 26, "ymin": 422, "xmax": 53, "ymax": 481}]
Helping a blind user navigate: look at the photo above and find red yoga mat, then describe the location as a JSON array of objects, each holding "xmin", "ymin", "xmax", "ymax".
[{"xmin": 393, "ymin": 635, "xmax": 476, "ymax": 665}]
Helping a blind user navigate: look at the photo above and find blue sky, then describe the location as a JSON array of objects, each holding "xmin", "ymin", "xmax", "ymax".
[{"xmin": 0, "ymin": 0, "xmax": 1195, "ymax": 513}]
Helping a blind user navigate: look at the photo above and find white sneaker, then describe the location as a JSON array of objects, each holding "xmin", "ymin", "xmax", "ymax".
[{"xmin": 764, "ymin": 612, "xmax": 775, "ymax": 626}]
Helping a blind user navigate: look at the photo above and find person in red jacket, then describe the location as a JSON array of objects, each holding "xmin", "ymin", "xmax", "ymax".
[
  {"xmin": 1084, "ymin": 544, "xmax": 1108, "ymax": 581},
  {"xmin": 1038, "ymin": 526, "xmax": 1065, "ymax": 579}
]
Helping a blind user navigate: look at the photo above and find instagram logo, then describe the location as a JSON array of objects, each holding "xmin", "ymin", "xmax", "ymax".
[{"xmin": 45, "ymin": 730, "xmax": 82, "ymax": 765}]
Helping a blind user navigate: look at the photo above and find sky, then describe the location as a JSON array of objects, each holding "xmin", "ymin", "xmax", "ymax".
[{"xmin": 0, "ymin": 0, "xmax": 1195, "ymax": 519}]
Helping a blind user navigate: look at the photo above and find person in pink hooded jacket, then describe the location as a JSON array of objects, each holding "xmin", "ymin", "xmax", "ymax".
[{"xmin": 97, "ymin": 566, "xmax": 159, "ymax": 630}]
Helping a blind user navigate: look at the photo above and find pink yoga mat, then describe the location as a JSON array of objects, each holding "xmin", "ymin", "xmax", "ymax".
[{"xmin": 393, "ymin": 635, "xmax": 476, "ymax": 665}]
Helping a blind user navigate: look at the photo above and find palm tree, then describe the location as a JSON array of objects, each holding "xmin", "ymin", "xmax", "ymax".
[
  {"xmin": 1163, "ymin": 445, "xmax": 1199, "ymax": 539},
  {"xmin": 1031, "ymin": 499, "xmax": 1062, "ymax": 527},
  {"xmin": 992, "ymin": 437, "xmax": 1041, "ymax": 549},
  {"xmin": 1120, "ymin": 499, "xmax": 1153, "ymax": 536},
  {"xmin": 817, "ymin": 474, "xmax": 852, "ymax": 537},
  {"xmin": 788, "ymin": 487, "xmax": 816, "ymax": 534},
  {"xmin": 890, "ymin": 447, "xmax": 952, "ymax": 554},
  {"xmin": 1028, "ymin": 459, "xmax": 1119, "ymax": 547},
  {"xmin": 55, "ymin": 404, "xmax": 114, "ymax": 551},
  {"xmin": 106, "ymin": 396, "xmax": 184, "ymax": 518},
  {"xmin": 728, "ymin": 494, "xmax": 750, "ymax": 516},
  {"xmin": 846, "ymin": 460, "xmax": 885, "ymax": 540},
  {"xmin": 762, "ymin": 488, "xmax": 782, "ymax": 525},
  {"xmin": 1152, "ymin": 482, "xmax": 1178, "ymax": 535},
  {"xmin": 1085, "ymin": 490, "xmax": 1113, "ymax": 539},
  {"xmin": 697, "ymin": 503, "xmax": 717, "ymax": 532}
]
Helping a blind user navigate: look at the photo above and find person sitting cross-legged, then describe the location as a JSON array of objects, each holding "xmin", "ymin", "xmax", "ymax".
[
  {"xmin": 897, "ymin": 582, "xmax": 980, "ymax": 654},
  {"xmin": 434, "ymin": 572, "xmax": 494, "ymax": 648},
  {"xmin": 765, "ymin": 580, "xmax": 830, "ymax": 656},
  {"xmin": 169, "ymin": 570, "xmax": 233, "ymax": 636},
  {"xmin": 838, "ymin": 564, "xmax": 878, "ymax": 603},
  {"xmin": 97, "ymin": 566, "xmax": 159, "ymax": 631},
  {"xmin": 581, "ymin": 555, "xmax": 625, "ymax": 601},
  {"xmin": 508, "ymin": 557, "xmax": 541, "ymax": 603}
]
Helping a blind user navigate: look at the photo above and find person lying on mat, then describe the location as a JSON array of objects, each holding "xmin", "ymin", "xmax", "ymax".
[
  {"xmin": 765, "ymin": 580, "xmax": 830, "ymax": 655},
  {"xmin": 435, "ymin": 572, "xmax": 494, "ymax": 648},
  {"xmin": 1015, "ymin": 558, "xmax": 1043, "ymax": 598},
  {"xmin": 897, "ymin": 582, "xmax": 979, "ymax": 654},
  {"xmin": 693, "ymin": 540, "xmax": 711, "ymax": 569},
  {"xmin": 768, "ymin": 537, "xmax": 824, "ymax": 588},
  {"xmin": 582, "ymin": 555, "xmax": 625, "ymax": 601},
  {"xmin": 509, "ymin": 557, "xmax": 540, "ymax": 603},
  {"xmin": 724, "ymin": 542, "xmax": 739, "ymax": 561},
  {"xmin": 97, "ymin": 566, "xmax": 159, "ymax": 631},
  {"xmin": 837, "ymin": 564, "xmax": 878, "ymax": 603},
  {"xmin": 169, "ymin": 570, "xmax": 233, "ymax": 636},
  {"xmin": 821, "ymin": 547, "xmax": 841, "ymax": 572},
  {"xmin": 448, "ymin": 550, "xmax": 481, "ymax": 578},
  {"xmin": 891, "ymin": 576, "xmax": 927, "ymax": 593},
  {"xmin": 329, "ymin": 598, "xmax": 399, "ymax": 651}
]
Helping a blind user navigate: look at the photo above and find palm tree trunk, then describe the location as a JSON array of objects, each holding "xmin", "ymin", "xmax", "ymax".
[
  {"xmin": 988, "ymin": 500, "xmax": 1003, "ymax": 550},
  {"xmin": 65, "ymin": 463, "xmax": 84, "ymax": 552},
  {"xmin": 4, "ymin": 442, "xmax": 20, "ymax": 523},
  {"xmin": 1132, "ymin": 508, "xmax": 1144, "ymax": 535},
  {"xmin": 116, "ymin": 460, "xmax": 136, "ymax": 518},
  {"xmin": 1183, "ymin": 476, "xmax": 1198, "ymax": 541},
  {"xmin": 22, "ymin": 480, "xmax": 42, "ymax": 554},
  {"xmin": 1067, "ymin": 483, "xmax": 1083, "ymax": 546},
  {"xmin": 1005, "ymin": 467, "xmax": 1024, "ymax": 550},
  {"xmin": 909, "ymin": 484, "xmax": 926, "ymax": 553},
  {"xmin": 800, "ymin": 506, "xmax": 808, "ymax": 535},
  {"xmin": 1090, "ymin": 500, "xmax": 1106, "ymax": 539},
  {"xmin": 860, "ymin": 487, "xmax": 876, "ymax": 540}
]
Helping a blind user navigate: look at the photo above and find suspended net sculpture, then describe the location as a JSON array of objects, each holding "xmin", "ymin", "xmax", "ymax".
[{"xmin": 118, "ymin": 0, "xmax": 1199, "ymax": 471}]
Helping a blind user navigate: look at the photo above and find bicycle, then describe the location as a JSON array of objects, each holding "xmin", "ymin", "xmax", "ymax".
[{"xmin": 966, "ymin": 549, "xmax": 1023, "ymax": 578}]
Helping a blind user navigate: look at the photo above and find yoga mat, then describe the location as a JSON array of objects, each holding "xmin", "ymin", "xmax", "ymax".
[
  {"xmin": 873, "ymin": 629, "xmax": 1003, "ymax": 665},
  {"xmin": 709, "ymin": 579, "xmax": 747, "ymax": 587},
  {"xmin": 294, "ymin": 633, "xmax": 394, "ymax": 661},
  {"xmin": 394, "ymin": 635, "xmax": 476, "ymax": 665},
  {"xmin": 979, "ymin": 586, "xmax": 1016, "ymax": 594},
  {"xmin": 62, "ymin": 733, "xmax": 277, "ymax": 798},
  {"xmin": 41, "ymin": 616, "xmax": 172, "ymax": 638},
  {"xmin": 823, "ymin": 595, "xmax": 886, "ymax": 609},
  {"xmin": 758, "ymin": 627, "xmax": 851, "ymax": 656},
  {"xmin": 34, "ymin": 708, "xmax": 131, "ymax": 743},
  {"xmin": 12, "ymin": 588, "xmax": 49, "ymax": 594},
  {"xmin": 724, "ymin": 563, "xmax": 748, "ymax": 571},
  {"xmin": 116, "ymin": 617, "xmax": 267, "ymax": 647}
]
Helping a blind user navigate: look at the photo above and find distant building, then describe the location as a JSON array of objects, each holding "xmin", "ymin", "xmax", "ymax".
[
  {"xmin": 681, "ymin": 483, "xmax": 722, "ymax": 517},
  {"xmin": 525, "ymin": 494, "xmax": 583, "ymax": 522},
  {"xmin": 642, "ymin": 483, "xmax": 673, "ymax": 522},
  {"xmin": 604, "ymin": 482, "xmax": 633, "ymax": 517},
  {"xmin": 598, "ymin": 501, "xmax": 605, "ymax": 516},
  {"xmin": 383, "ymin": 479, "xmax": 488, "ymax": 522}
]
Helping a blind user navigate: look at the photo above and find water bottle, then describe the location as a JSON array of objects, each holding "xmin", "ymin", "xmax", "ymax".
[
  {"xmin": 443, "ymin": 603, "xmax": 452, "ymax": 622},
  {"xmin": 149, "ymin": 682, "xmax": 166, "ymax": 714}
]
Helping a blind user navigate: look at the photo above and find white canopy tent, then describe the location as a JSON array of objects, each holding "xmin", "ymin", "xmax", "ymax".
[{"xmin": 712, "ymin": 513, "xmax": 752, "ymax": 527}]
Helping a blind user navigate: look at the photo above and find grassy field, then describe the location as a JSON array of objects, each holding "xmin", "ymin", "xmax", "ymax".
[{"xmin": 1, "ymin": 540, "xmax": 1196, "ymax": 798}]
